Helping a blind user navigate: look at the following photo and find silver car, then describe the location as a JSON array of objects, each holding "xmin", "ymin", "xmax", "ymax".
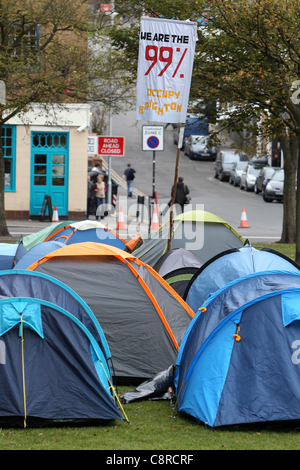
[
  {"xmin": 240, "ymin": 164, "xmax": 264, "ymax": 191},
  {"xmin": 263, "ymin": 169, "xmax": 284, "ymax": 202},
  {"xmin": 214, "ymin": 150, "xmax": 247, "ymax": 181}
]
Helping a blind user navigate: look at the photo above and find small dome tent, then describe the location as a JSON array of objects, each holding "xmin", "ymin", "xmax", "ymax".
[
  {"xmin": 0, "ymin": 270, "xmax": 123, "ymax": 427},
  {"xmin": 0, "ymin": 243, "xmax": 27, "ymax": 271},
  {"xmin": 175, "ymin": 271, "xmax": 300, "ymax": 427},
  {"xmin": 153, "ymin": 248, "xmax": 203, "ymax": 278},
  {"xmin": 44, "ymin": 220, "xmax": 128, "ymax": 250},
  {"xmin": 18, "ymin": 221, "xmax": 75, "ymax": 250},
  {"xmin": 19, "ymin": 220, "xmax": 143, "ymax": 253},
  {"xmin": 133, "ymin": 210, "xmax": 244, "ymax": 267},
  {"xmin": 153, "ymin": 248, "xmax": 203, "ymax": 298},
  {"xmin": 184, "ymin": 243, "xmax": 300, "ymax": 311},
  {"xmin": 14, "ymin": 241, "xmax": 64, "ymax": 270},
  {"xmin": 23, "ymin": 243, "xmax": 195, "ymax": 382}
]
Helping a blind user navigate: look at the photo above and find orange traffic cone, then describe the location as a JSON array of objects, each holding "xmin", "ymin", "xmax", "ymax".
[
  {"xmin": 116, "ymin": 205, "xmax": 125, "ymax": 230},
  {"xmin": 151, "ymin": 204, "xmax": 159, "ymax": 231},
  {"xmin": 52, "ymin": 204, "xmax": 59, "ymax": 223},
  {"xmin": 239, "ymin": 206, "xmax": 250, "ymax": 228}
]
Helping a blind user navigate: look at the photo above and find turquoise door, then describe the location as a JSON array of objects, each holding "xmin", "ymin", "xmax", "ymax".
[{"xmin": 30, "ymin": 132, "xmax": 69, "ymax": 216}]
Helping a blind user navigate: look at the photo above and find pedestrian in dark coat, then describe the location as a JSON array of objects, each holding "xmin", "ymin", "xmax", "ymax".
[
  {"xmin": 171, "ymin": 176, "xmax": 189, "ymax": 213},
  {"xmin": 87, "ymin": 175, "xmax": 95, "ymax": 219}
]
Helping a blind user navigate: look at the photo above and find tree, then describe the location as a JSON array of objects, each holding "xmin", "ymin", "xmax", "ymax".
[
  {"xmin": 0, "ymin": 0, "xmax": 90, "ymax": 235},
  {"xmin": 0, "ymin": 0, "xmax": 133, "ymax": 236}
]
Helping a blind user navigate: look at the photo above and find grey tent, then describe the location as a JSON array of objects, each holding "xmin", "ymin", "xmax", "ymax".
[
  {"xmin": 153, "ymin": 248, "xmax": 203, "ymax": 277},
  {"xmin": 153, "ymin": 248, "xmax": 203, "ymax": 298}
]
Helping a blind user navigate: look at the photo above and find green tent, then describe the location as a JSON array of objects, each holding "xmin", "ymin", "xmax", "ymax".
[
  {"xmin": 17, "ymin": 221, "xmax": 75, "ymax": 250},
  {"xmin": 133, "ymin": 210, "xmax": 244, "ymax": 266}
]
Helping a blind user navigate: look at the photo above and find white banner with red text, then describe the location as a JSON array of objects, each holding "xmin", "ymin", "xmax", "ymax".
[{"xmin": 136, "ymin": 17, "xmax": 197, "ymax": 123}]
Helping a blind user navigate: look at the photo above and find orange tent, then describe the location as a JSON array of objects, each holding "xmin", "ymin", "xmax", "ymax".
[{"xmin": 24, "ymin": 242, "xmax": 194, "ymax": 382}]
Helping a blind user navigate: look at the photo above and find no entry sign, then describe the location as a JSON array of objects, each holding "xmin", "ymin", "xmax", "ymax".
[
  {"xmin": 98, "ymin": 136, "xmax": 125, "ymax": 156},
  {"xmin": 142, "ymin": 125, "xmax": 164, "ymax": 151}
]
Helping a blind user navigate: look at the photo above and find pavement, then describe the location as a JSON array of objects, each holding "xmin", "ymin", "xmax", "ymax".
[
  {"xmin": 3, "ymin": 190, "xmax": 153, "ymax": 245},
  {"xmin": 3, "ymin": 205, "xmax": 151, "ymax": 244}
]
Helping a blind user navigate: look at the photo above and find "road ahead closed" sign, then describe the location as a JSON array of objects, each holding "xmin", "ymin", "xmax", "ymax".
[{"xmin": 98, "ymin": 136, "xmax": 125, "ymax": 156}]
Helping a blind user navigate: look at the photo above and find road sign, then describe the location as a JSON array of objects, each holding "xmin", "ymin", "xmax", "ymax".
[
  {"xmin": 98, "ymin": 136, "xmax": 125, "ymax": 156},
  {"xmin": 142, "ymin": 125, "xmax": 164, "ymax": 151},
  {"xmin": 101, "ymin": 4, "xmax": 111, "ymax": 11},
  {"xmin": 88, "ymin": 135, "xmax": 98, "ymax": 155}
]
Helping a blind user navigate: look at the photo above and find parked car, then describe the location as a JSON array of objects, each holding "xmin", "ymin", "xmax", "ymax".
[
  {"xmin": 173, "ymin": 117, "xmax": 208, "ymax": 150},
  {"xmin": 250, "ymin": 155, "xmax": 269, "ymax": 166},
  {"xmin": 262, "ymin": 169, "xmax": 284, "ymax": 202},
  {"xmin": 229, "ymin": 161, "xmax": 248, "ymax": 186},
  {"xmin": 184, "ymin": 135, "xmax": 217, "ymax": 161},
  {"xmin": 214, "ymin": 150, "xmax": 248, "ymax": 181},
  {"xmin": 254, "ymin": 167, "xmax": 276, "ymax": 194},
  {"xmin": 240, "ymin": 164, "xmax": 265, "ymax": 191}
]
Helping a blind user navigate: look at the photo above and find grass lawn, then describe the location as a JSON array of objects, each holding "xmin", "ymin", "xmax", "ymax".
[
  {"xmin": 1, "ymin": 243, "xmax": 300, "ymax": 450},
  {"xmin": 254, "ymin": 242, "xmax": 296, "ymax": 261},
  {"xmin": 1, "ymin": 392, "xmax": 300, "ymax": 450}
]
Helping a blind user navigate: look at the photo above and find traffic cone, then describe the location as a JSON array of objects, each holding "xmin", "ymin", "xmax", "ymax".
[
  {"xmin": 151, "ymin": 204, "xmax": 159, "ymax": 231},
  {"xmin": 239, "ymin": 206, "xmax": 250, "ymax": 228},
  {"xmin": 52, "ymin": 204, "xmax": 59, "ymax": 223},
  {"xmin": 116, "ymin": 205, "xmax": 125, "ymax": 230}
]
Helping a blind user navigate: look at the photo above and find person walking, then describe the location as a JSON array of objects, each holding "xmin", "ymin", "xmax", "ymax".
[
  {"xmin": 122, "ymin": 163, "xmax": 136, "ymax": 197},
  {"xmin": 95, "ymin": 174, "xmax": 106, "ymax": 220},
  {"xmin": 87, "ymin": 176, "xmax": 95, "ymax": 219},
  {"xmin": 170, "ymin": 176, "xmax": 190, "ymax": 213}
]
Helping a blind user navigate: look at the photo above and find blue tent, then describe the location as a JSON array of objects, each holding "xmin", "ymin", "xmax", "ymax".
[
  {"xmin": 184, "ymin": 244, "xmax": 300, "ymax": 312},
  {"xmin": 0, "ymin": 270, "xmax": 123, "ymax": 427},
  {"xmin": 45, "ymin": 223, "xmax": 127, "ymax": 250},
  {"xmin": 13, "ymin": 241, "xmax": 64, "ymax": 270},
  {"xmin": 0, "ymin": 243, "xmax": 27, "ymax": 270},
  {"xmin": 175, "ymin": 271, "xmax": 300, "ymax": 427}
]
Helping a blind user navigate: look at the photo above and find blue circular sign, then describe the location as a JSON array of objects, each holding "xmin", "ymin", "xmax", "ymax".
[{"xmin": 147, "ymin": 136, "xmax": 159, "ymax": 149}]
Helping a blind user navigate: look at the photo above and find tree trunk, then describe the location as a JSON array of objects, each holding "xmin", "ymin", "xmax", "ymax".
[
  {"xmin": 0, "ymin": 129, "xmax": 10, "ymax": 237},
  {"xmin": 279, "ymin": 134, "xmax": 297, "ymax": 243}
]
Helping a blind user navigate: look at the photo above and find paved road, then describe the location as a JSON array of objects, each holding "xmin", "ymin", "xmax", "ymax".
[{"xmin": 103, "ymin": 109, "xmax": 283, "ymax": 243}]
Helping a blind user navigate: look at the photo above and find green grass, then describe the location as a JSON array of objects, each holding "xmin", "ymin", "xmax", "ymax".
[
  {"xmin": 1, "ymin": 391, "xmax": 300, "ymax": 450},
  {"xmin": 254, "ymin": 242, "xmax": 296, "ymax": 261},
  {"xmin": 1, "ymin": 243, "xmax": 300, "ymax": 450}
]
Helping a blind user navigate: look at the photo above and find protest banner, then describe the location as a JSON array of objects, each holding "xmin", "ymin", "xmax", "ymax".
[{"xmin": 136, "ymin": 17, "xmax": 197, "ymax": 124}]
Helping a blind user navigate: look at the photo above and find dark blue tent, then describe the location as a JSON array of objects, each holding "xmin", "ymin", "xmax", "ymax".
[
  {"xmin": 184, "ymin": 244, "xmax": 300, "ymax": 311},
  {"xmin": 0, "ymin": 270, "xmax": 123, "ymax": 427},
  {"xmin": 175, "ymin": 271, "xmax": 300, "ymax": 427}
]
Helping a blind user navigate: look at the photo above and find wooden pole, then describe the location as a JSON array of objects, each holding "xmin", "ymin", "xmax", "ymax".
[{"xmin": 167, "ymin": 123, "xmax": 185, "ymax": 251}]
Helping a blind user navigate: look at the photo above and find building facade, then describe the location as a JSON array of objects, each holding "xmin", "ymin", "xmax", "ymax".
[{"xmin": 4, "ymin": 103, "xmax": 90, "ymax": 220}]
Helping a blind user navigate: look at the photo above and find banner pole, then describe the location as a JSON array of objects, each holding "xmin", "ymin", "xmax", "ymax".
[{"xmin": 167, "ymin": 123, "xmax": 185, "ymax": 251}]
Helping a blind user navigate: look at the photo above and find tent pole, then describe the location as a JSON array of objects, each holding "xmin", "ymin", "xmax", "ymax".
[{"xmin": 167, "ymin": 123, "xmax": 185, "ymax": 251}]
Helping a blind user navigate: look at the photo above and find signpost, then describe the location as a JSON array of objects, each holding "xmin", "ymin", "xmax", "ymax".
[
  {"xmin": 136, "ymin": 17, "xmax": 197, "ymax": 250},
  {"xmin": 98, "ymin": 135, "xmax": 124, "ymax": 213},
  {"xmin": 142, "ymin": 125, "xmax": 164, "ymax": 198}
]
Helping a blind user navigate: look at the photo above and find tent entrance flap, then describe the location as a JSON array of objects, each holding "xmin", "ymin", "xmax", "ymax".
[{"xmin": 0, "ymin": 301, "xmax": 43, "ymax": 339}]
